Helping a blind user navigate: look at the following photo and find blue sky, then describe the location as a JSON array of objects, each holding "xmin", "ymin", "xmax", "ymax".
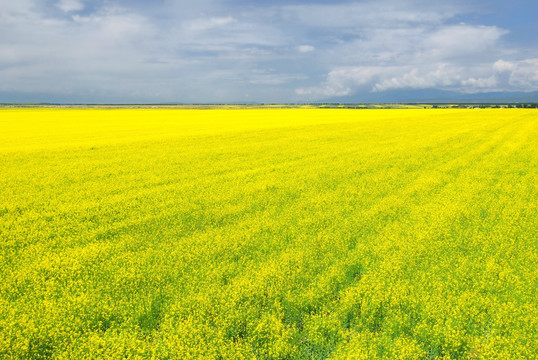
[{"xmin": 1, "ymin": 0, "xmax": 537, "ymax": 103}]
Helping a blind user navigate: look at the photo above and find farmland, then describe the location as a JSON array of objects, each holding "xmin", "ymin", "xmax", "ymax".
[{"xmin": 0, "ymin": 108, "xmax": 537, "ymax": 359}]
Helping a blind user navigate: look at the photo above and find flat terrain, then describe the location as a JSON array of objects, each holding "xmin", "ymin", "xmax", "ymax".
[{"xmin": 0, "ymin": 109, "xmax": 536, "ymax": 359}]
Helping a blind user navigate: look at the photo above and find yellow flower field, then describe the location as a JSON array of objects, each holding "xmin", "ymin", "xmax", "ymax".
[{"xmin": 0, "ymin": 108, "xmax": 537, "ymax": 359}]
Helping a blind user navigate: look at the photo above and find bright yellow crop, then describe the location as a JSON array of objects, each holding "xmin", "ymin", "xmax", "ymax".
[{"xmin": 0, "ymin": 108, "xmax": 536, "ymax": 359}]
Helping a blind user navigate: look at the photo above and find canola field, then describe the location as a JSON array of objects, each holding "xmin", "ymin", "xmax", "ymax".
[{"xmin": 0, "ymin": 108, "xmax": 537, "ymax": 359}]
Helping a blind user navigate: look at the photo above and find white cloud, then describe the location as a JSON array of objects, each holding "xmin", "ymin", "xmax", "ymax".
[
  {"xmin": 493, "ymin": 59, "xmax": 515, "ymax": 72},
  {"xmin": 298, "ymin": 45, "xmax": 315, "ymax": 53},
  {"xmin": 0, "ymin": 0, "xmax": 537, "ymax": 103},
  {"xmin": 0, "ymin": 0, "xmax": 35, "ymax": 14},
  {"xmin": 249, "ymin": 73, "xmax": 306, "ymax": 85},
  {"xmin": 56, "ymin": 0, "xmax": 84, "ymax": 13},
  {"xmin": 0, "ymin": 4, "xmax": 160, "ymax": 94},
  {"xmin": 497, "ymin": 58, "xmax": 538, "ymax": 89},
  {"xmin": 285, "ymin": 1, "xmax": 458, "ymax": 28},
  {"xmin": 461, "ymin": 76, "xmax": 497, "ymax": 89},
  {"xmin": 298, "ymin": 58, "xmax": 538, "ymax": 98},
  {"xmin": 296, "ymin": 22, "xmax": 538, "ymax": 98},
  {"xmin": 185, "ymin": 16, "xmax": 236, "ymax": 32},
  {"xmin": 422, "ymin": 25, "xmax": 508, "ymax": 59}
]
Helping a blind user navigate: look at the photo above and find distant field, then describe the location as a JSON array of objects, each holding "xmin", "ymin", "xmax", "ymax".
[{"xmin": 1, "ymin": 109, "xmax": 536, "ymax": 359}]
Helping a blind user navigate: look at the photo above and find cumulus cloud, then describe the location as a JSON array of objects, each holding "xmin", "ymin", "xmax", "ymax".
[
  {"xmin": 297, "ymin": 23, "xmax": 538, "ymax": 98},
  {"xmin": 298, "ymin": 45, "xmax": 315, "ymax": 53},
  {"xmin": 0, "ymin": 0, "xmax": 537, "ymax": 102},
  {"xmin": 0, "ymin": 3, "xmax": 159, "ymax": 96},
  {"xmin": 493, "ymin": 59, "xmax": 516, "ymax": 72},
  {"xmin": 299, "ymin": 59, "xmax": 538, "ymax": 99},
  {"xmin": 495, "ymin": 59, "xmax": 538, "ymax": 89}
]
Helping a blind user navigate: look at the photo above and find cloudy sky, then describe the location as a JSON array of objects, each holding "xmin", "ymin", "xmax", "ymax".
[{"xmin": 1, "ymin": 0, "xmax": 537, "ymax": 103}]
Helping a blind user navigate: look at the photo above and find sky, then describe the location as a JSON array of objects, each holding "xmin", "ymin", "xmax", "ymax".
[{"xmin": 1, "ymin": 0, "xmax": 537, "ymax": 103}]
